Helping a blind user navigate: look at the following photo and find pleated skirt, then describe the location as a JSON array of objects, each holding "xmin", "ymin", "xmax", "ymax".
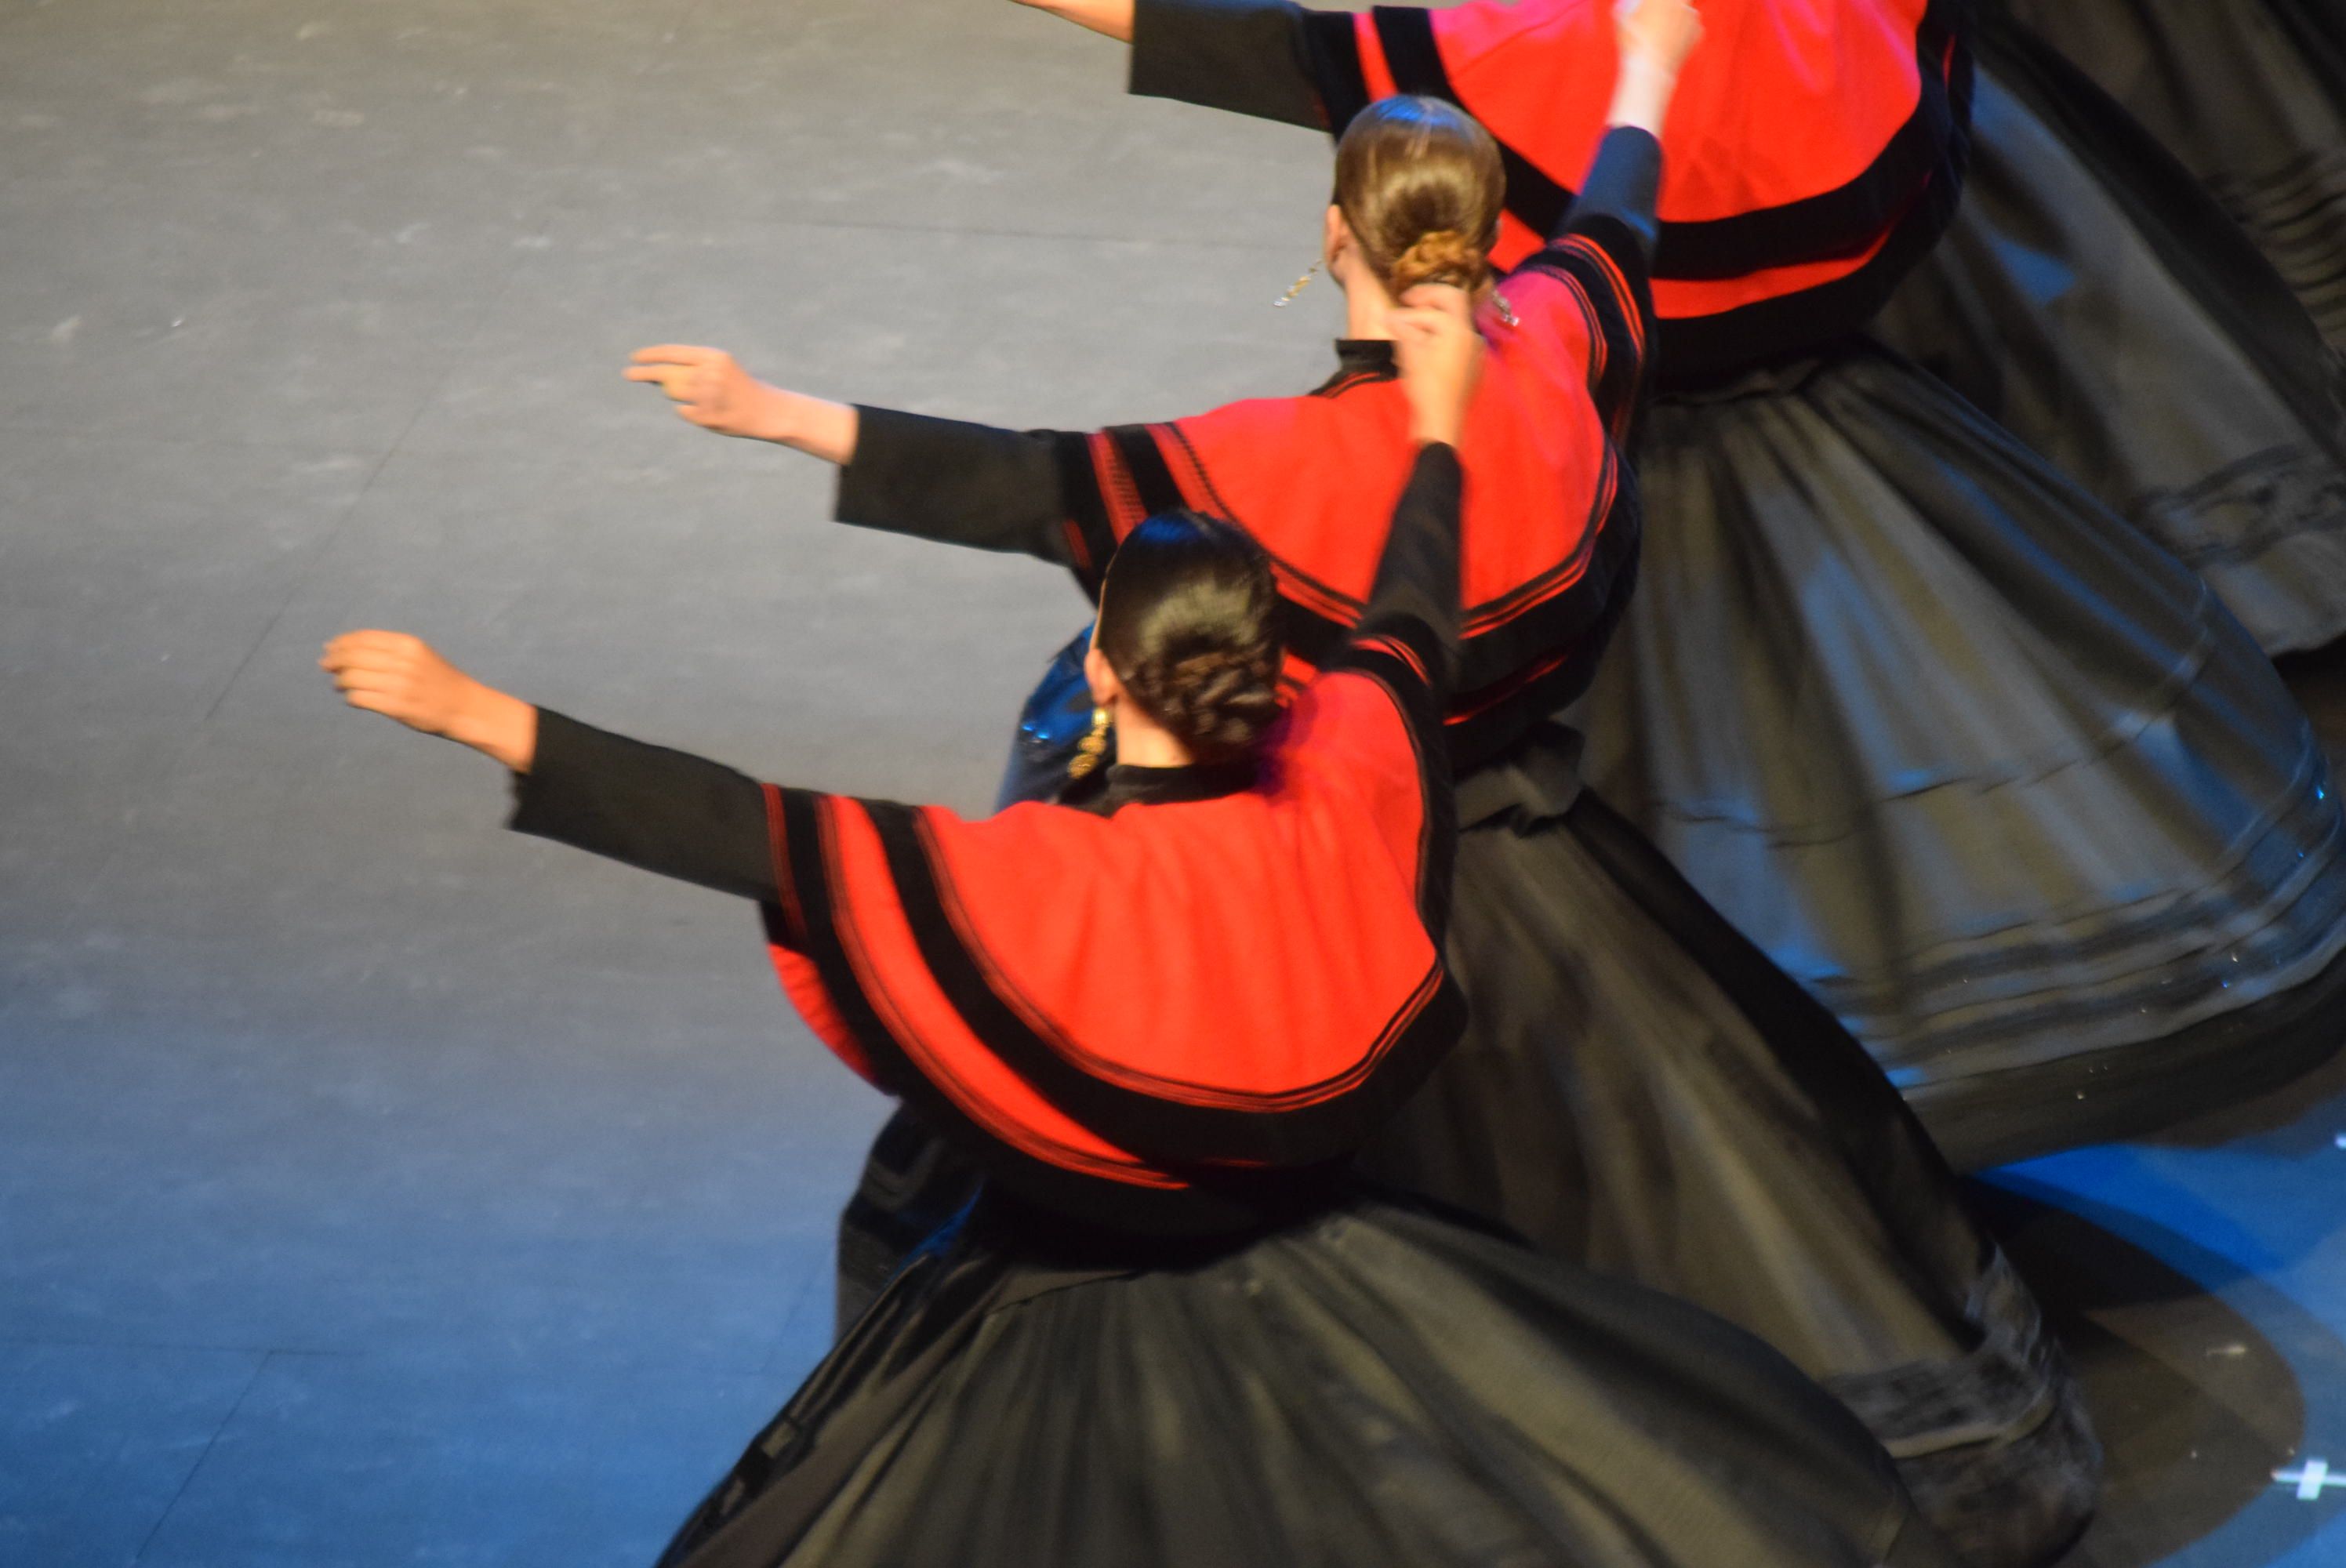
[
  {"xmin": 1872, "ymin": 30, "xmax": 2346, "ymax": 654},
  {"xmin": 1580, "ymin": 341, "xmax": 2346, "ymax": 1164},
  {"xmin": 1999, "ymin": 0, "xmax": 2346, "ymax": 350},
  {"xmin": 667, "ymin": 1192, "xmax": 1959, "ymax": 1568}
]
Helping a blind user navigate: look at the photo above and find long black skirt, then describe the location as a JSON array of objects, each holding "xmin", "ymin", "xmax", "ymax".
[
  {"xmin": 839, "ymin": 774, "xmax": 2102, "ymax": 1568},
  {"xmin": 1580, "ymin": 340, "xmax": 2346, "ymax": 1166},
  {"xmin": 1872, "ymin": 27, "xmax": 2346, "ymax": 654},
  {"xmin": 670, "ymin": 1190, "xmax": 1959, "ymax": 1568},
  {"xmin": 1998, "ymin": 0, "xmax": 2346, "ymax": 350}
]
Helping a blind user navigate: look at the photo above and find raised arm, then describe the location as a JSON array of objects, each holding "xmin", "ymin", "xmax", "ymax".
[
  {"xmin": 1335, "ymin": 286, "xmax": 1476, "ymax": 711},
  {"xmin": 1499, "ymin": 0, "xmax": 1693, "ymax": 429}
]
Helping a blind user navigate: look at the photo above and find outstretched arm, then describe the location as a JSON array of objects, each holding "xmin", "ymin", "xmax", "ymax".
[
  {"xmin": 1019, "ymin": 0, "xmax": 1329, "ymax": 129},
  {"xmin": 625, "ymin": 343, "xmax": 1089, "ymax": 568},
  {"xmin": 320, "ymin": 633, "xmax": 781, "ymax": 902}
]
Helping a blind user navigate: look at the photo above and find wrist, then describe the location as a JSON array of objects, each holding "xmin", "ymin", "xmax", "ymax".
[
  {"xmin": 1608, "ymin": 53, "xmax": 1680, "ymax": 132},
  {"xmin": 1410, "ymin": 412, "xmax": 1465, "ymax": 448},
  {"xmin": 448, "ymin": 684, "xmax": 539, "ymax": 772},
  {"xmin": 746, "ymin": 383, "xmax": 805, "ymax": 445}
]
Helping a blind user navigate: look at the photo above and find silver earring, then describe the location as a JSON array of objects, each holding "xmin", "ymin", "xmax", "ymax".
[
  {"xmin": 1275, "ymin": 261, "xmax": 1322, "ymax": 308},
  {"xmin": 1494, "ymin": 289, "xmax": 1519, "ymax": 329}
]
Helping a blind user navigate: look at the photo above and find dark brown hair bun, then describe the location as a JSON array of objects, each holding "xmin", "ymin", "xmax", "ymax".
[{"xmin": 1095, "ymin": 512, "xmax": 1282, "ymax": 763}]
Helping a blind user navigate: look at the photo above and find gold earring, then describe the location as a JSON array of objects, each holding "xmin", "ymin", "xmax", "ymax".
[
  {"xmin": 1275, "ymin": 261, "xmax": 1321, "ymax": 308},
  {"xmin": 1067, "ymin": 706, "xmax": 1112, "ymax": 780}
]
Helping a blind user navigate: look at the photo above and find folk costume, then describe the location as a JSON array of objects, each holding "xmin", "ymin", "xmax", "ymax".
[
  {"xmin": 1113, "ymin": 0, "xmax": 2346, "ymax": 1167},
  {"xmin": 505, "ymin": 446, "xmax": 1956, "ymax": 1568},
  {"xmin": 817, "ymin": 129, "xmax": 2096, "ymax": 1568}
]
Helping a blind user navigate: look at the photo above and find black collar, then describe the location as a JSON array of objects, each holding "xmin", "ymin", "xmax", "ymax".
[
  {"xmin": 1066, "ymin": 757, "xmax": 1260, "ymax": 816},
  {"xmin": 1313, "ymin": 338, "xmax": 1399, "ymax": 395}
]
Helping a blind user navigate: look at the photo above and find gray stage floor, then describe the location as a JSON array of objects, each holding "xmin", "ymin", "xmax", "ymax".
[{"xmin": 2, "ymin": 2, "xmax": 2341, "ymax": 1565}]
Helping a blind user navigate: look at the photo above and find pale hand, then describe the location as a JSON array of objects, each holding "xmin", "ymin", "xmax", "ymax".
[
  {"xmin": 321, "ymin": 631, "xmax": 538, "ymax": 771},
  {"xmin": 1393, "ymin": 285, "xmax": 1484, "ymax": 449},
  {"xmin": 1007, "ymin": 0, "xmax": 1135, "ymax": 42},
  {"xmin": 626, "ymin": 344, "xmax": 793, "ymax": 441},
  {"xmin": 1614, "ymin": 0, "xmax": 1703, "ymax": 79}
]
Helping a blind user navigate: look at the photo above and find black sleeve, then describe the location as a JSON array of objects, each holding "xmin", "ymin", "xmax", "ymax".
[
  {"xmin": 1515, "ymin": 126, "xmax": 1661, "ymax": 426},
  {"xmin": 832, "ymin": 405, "xmax": 1079, "ymax": 566},
  {"xmin": 508, "ymin": 709, "xmax": 779, "ymax": 903},
  {"xmin": 1546, "ymin": 125, "xmax": 1662, "ymax": 267},
  {"xmin": 1129, "ymin": 0, "xmax": 1329, "ymax": 129},
  {"xmin": 1335, "ymin": 442, "xmax": 1463, "ymax": 708}
]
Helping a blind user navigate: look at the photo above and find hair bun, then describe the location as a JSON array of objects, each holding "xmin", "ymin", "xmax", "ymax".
[
  {"xmin": 1145, "ymin": 643, "xmax": 1283, "ymax": 760},
  {"xmin": 1095, "ymin": 510, "xmax": 1285, "ymax": 766},
  {"xmin": 1333, "ymin": 97, "xmax": 1505, "ymax": 299},
  {"xmin": 1389, "ymin": 228, "xmax": 1490, "ymax": 296}
]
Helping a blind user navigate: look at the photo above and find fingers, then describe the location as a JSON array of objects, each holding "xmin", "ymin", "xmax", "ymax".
[
  {"xmin": 321, "ymin": 629, "xmax": 426, "ymax": 667},
  {"xmin": 320, "ymin": 633, "xmax": 439, "ymax": 701},
  {"xmin": 629, "ymin": 344, "xmax": 720, "ymax": 366},
  {"xmin": 1398, "ymin": 282, "xmax": 1473, "ymax": 318}
]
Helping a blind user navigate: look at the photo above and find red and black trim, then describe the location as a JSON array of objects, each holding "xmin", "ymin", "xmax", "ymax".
[
  {"xmin": 761, "ymin": 898, "xmax": 1334, "ymax": 1233},
  {"xmin": 762, "ymin": 789, "xmax": 1269, "ymax": 1232},
  {"xmin": 1052, "ymin": 421, "xmax": 1641, "ymax": 771},
  {"xmin": 1517, "ymin": 234, "xmax": 1654, "ymax": 439},
  {"xmin": 863, "ymin": 801, "xmax": 1464, "ymax": 1167},
  {"xmin": 1306, "ymin": 0, "xmax": 1970, "ymax": 280},
  {"xmin": 763, "ymin": 766, "xmax": 1465, "ymax": 1226},
  {"xmin": 1324, "ymin": 637, "xmax": 1458, "ymax": 943},
  {"xmin": 1295, "ymin": 0, "xmax": 1975, "ymax": 377}
]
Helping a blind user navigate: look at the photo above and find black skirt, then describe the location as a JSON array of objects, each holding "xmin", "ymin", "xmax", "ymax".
[
  {"xmin": 1998, "ymin": 0, "xmax": 2346, "ymax": 350},
  {"xmin": 670, "ymin": 1190, "xmax": 1960, "ymax": 1568},
  {"xmin": 1580, "ymin": 340, "xmax": 2346, "ymax": 1164},
  {"xmin": 1872, "ymin": 30, "xmax": 2346, "ymax": 655},
  {"xmin": 840, "ymin": 766, "xmax": 2102, "ymax": 1568}
]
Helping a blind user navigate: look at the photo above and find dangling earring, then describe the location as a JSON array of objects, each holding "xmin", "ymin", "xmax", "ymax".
[
  {"xmin": 1067, "ymin": 705, "xmax": 1112, "ymax": 780},
  {"xmin": 1275, "ymin": 261, "xmax": 1321, "ymax": 308},
  {"xmin": 1493, "ymin": 289, "xmax": 1520, "ymax": 329}
]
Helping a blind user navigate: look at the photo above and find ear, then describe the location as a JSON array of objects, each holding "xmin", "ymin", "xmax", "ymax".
[
  {"xmin": 1324, "ymin": 205, "xmax": 1351, "ymax": 278},
  {"xmin": 1083, "ymin": 643, "xmax": 1121, "ymax": 710}
]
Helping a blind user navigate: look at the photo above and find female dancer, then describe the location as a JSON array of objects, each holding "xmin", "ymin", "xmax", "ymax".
[
  {"xmin": 992, "ymin": 0, "xmax": 2346, "ymax": 1159},
  {"xmin": 632, "ymin": 9, "xmax": 2101, "ymax": 1561},
  {"xmin": 321, "ymin": 303, "xmax": 1956, "ymax": 1568},
  {"xmin": 1028, "ymin": 0, "xmax": 2346, "ymax": 655}
]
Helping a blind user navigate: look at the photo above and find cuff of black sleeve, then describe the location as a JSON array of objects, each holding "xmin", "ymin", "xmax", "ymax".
[
  {"xmin": 1407, "ymin": 440, "xmax": 1464, "ymax": 499},
  {"xmin": 1580, "ymin": 127, "xmax": 1663, "ymax": 258},
  {"xmin": 507, "ymin": 708, "xmax": 616, "ymax": 840},
  {"xmin": 833, "ymin": 404, "xmax": 943, "ymax": 527}
]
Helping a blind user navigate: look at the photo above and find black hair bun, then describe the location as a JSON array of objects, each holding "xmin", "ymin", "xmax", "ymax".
[
  {"xmin": 1140, "ymin": 642, "xmax": 1283, "ymax": 760},
  {"xmin": 1095, "ymin": 511, "xmax": 1284, "ymax": 764}
]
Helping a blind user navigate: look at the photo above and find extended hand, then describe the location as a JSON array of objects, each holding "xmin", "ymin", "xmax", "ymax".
[
  {"xmin": 1007, "ymin": 0, "xmax": 1135, "ymax": 43},
  {"xmin": 626, "ymin": 344, "xmax": 793, "ymax": 441},
  {"xmin": 321, "ymin": 631, "xmax": 538, "ymax": 771},
  {"xmin": 1393, "ymin": 285, "xmax": 1485, "ymax": 449}
]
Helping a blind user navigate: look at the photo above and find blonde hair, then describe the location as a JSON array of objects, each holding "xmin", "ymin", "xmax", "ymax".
[{"xmin": 1334, "ymin": 96, "xmax": 1505, "ymax": 296}]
